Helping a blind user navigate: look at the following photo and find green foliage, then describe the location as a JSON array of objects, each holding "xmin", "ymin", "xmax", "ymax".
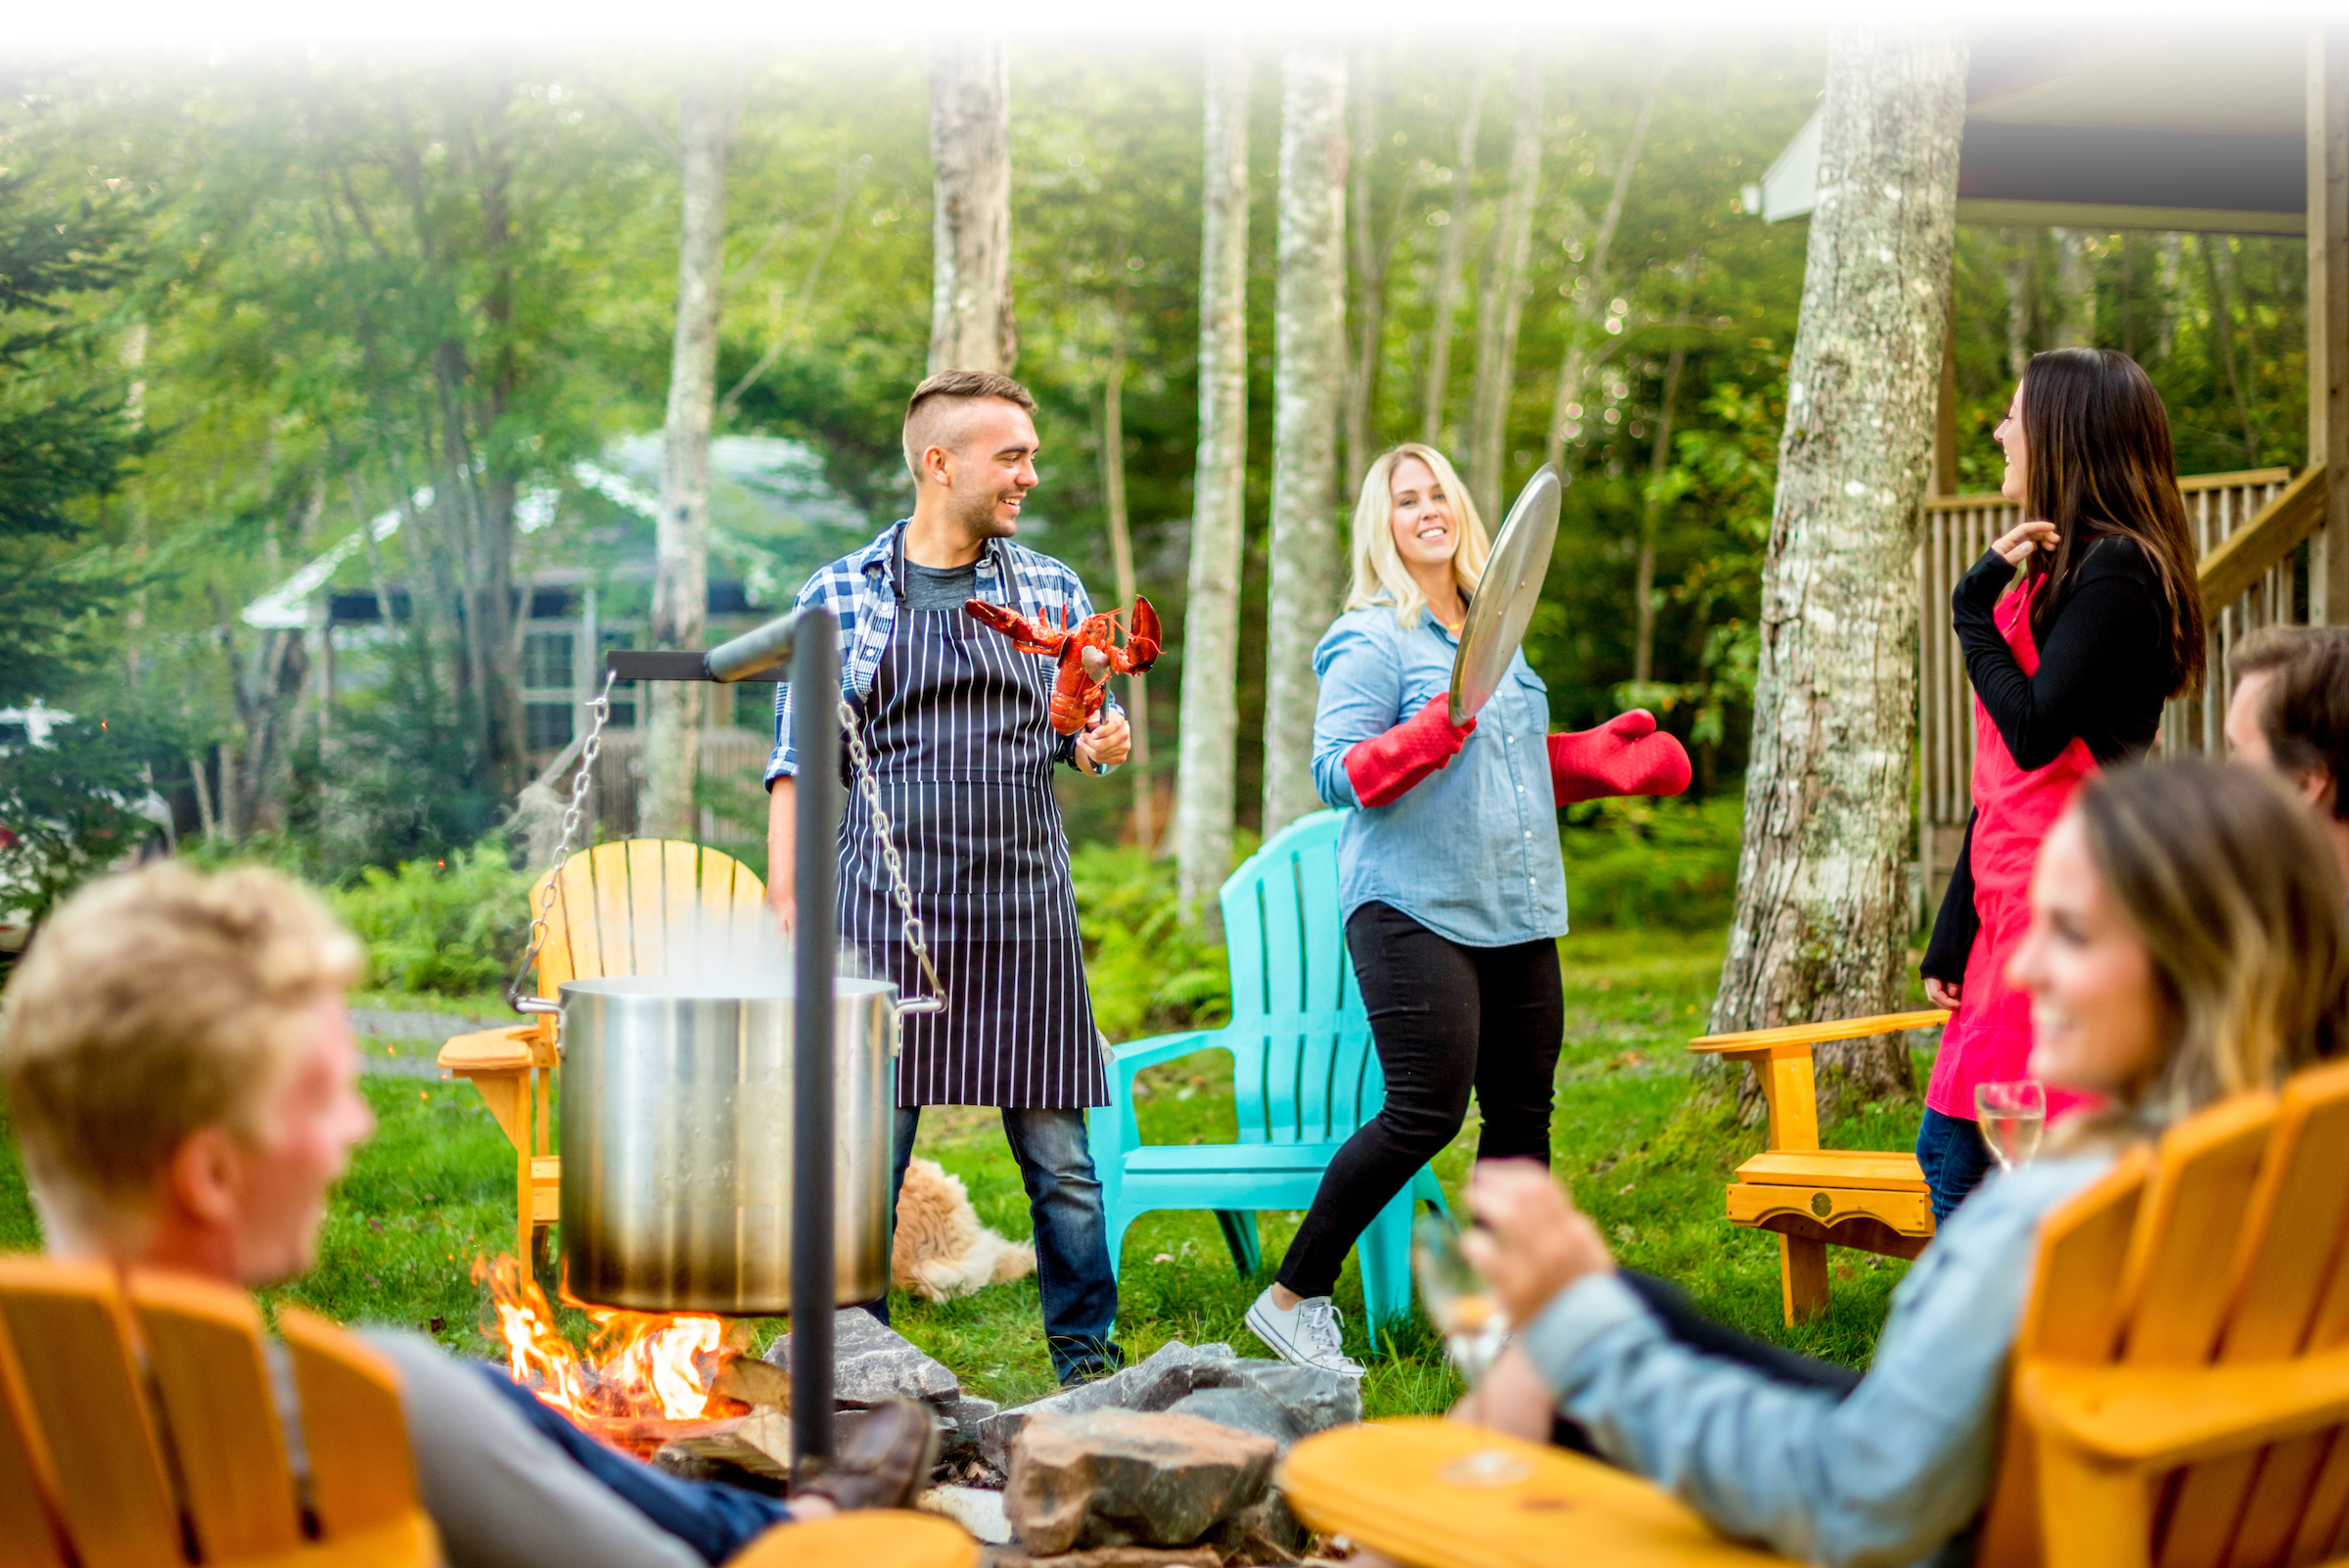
[
  {"xmin": 325, "ymin": 837, "xmax": 533, "ymax": 996},
  {"xmin": 1068, "ymin": 844, "xmax": 1232, "ymax": 1041},
  {"xmin": 1560, "ymin": 792, "xmax": 1743, "ymax": 932},
  {"xmin": 0, "ymin": 717, "xmax": 164, "ymax": 923}
]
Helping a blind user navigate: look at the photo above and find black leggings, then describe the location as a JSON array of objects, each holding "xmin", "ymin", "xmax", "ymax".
[{"xmin": 1277, "ymin": 900, "xmax": 1567, "ymax": 1299}]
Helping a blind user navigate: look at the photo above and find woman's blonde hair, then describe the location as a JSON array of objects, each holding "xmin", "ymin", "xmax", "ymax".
[
  {"xmin": 2064, "ymin": 759, "xmax": 2349, "ymax": 1140},
  {"xmin": 1345, "ymin": 443, "xmax": 1493, "ymax": 628}
]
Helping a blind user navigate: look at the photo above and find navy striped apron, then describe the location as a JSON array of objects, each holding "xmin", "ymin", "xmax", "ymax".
[{"xmin": 836, "ymin": 538, "xmax": 1106, "ymax": 1109}]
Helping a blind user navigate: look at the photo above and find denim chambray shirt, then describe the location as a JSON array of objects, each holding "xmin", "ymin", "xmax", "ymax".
[
  {"xmin": 1521, "ymin": 1154, "xmax": 2115, "ymax": 1568},
  {"xmin": 1311, "ymin": 603, "xmax": 1569, "ymax": 947}
]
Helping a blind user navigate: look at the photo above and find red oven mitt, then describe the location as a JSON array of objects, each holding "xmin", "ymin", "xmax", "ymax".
[
  {"xmin": 1345, "ymin": 694, "xmax": 1478, "ymax": 807},
  {"xmin": 1547, "ymin": 711, "xmax": 1692, "ymax": 805}
]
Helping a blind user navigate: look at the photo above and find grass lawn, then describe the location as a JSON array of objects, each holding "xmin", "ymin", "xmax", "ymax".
[{"xmin": 0, "ymin": 935, "xmax": 1935, "ymax": 1415}]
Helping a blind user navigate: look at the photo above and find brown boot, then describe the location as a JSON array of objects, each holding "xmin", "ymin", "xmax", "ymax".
[{"xmin": 796, "ymin": 1399, "xmax": 942, "ymax": 1511}]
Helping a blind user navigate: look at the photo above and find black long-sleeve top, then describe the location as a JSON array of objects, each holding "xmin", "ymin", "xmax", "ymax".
[{"xmin": 1920, "ymin": 536, "xmax": 2177, "ymax": 983}]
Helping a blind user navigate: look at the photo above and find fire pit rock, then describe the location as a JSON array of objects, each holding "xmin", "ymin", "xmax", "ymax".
[
  {"xmin": 1004, "ymin": 1408, "xmax": 1276, "ymax": 1554},
  {"xmin": 1163, "ymin": 1387, "xmax": 1299, "ymax": 1453},
  {"xmin": 976, "ymin": 1342, "xmax": 1359, "ymax": 1474},
  {"xmin": 767, "ymin": 1307, "xmax": 963, "ymax": 1407}
]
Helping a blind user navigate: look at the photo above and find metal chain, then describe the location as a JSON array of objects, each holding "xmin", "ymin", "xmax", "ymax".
[
  {"xmin": 838, "ymin": 694, "xmax": 946, "ymax": 1014},
  {"xmin": 506, "ymin": 669, "xmax": 618, "ymax": 1012}
]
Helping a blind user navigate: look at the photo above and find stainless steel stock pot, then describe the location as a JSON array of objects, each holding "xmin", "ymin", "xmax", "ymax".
[{"xmin": 555, "ymin": 975, "xmax": 898, "ymax": 1314}]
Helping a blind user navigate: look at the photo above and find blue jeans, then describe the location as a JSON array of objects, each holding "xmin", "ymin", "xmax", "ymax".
[
  {"xmin": 1914, "ymin": 1106, "xmax": 1995, "ymax": 1223},
  {"xmin": 471, "ymin": 1363, "xmax": 792, "ymax": 1564},
  {"xmin": 879, "ymin": 1105, "xmax": 1121, "ymax": 1384}
]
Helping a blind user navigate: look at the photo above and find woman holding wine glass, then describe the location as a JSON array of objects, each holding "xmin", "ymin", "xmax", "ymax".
[
  {"xmin": 1917, "ymin": 347, "xmax": 2205, "ymax": 1222},
  {"xmin": 1459, "ymin": 759, "xmax": 2346, "ymax": 1567}
]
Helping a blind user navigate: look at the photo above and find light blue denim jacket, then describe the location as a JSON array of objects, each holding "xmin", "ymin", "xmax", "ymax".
[
  {"xmin": 1311, "ymin": 604, "xmax": 1569, "ymax": 947},
  {"xmin": 1520, "ymin": 1153, "xmax": 2114, "ymax": 1568}
]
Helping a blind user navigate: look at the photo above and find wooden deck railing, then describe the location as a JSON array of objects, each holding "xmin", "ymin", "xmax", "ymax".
[{"xmin": 1917, "ymin": 466, "xmax": 2303, "ymax": 906}]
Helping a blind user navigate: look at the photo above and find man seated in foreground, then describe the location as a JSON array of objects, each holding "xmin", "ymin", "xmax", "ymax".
[
  {"xmin": 2225, "ymin": 623, "xmax": 2349, "ymax": 885},
  {"xmin": 0, "ymin": 861, "xmax": 939, "ymax": 1568},
  {"xmin": 1453, "ymin": 760, "xmax": 2349, "ymax": 1567}
]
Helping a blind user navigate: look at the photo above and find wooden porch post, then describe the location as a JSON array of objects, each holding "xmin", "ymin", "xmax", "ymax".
[{"xmin": 2311, "ymin": 23, "xmax": 2349, "ymax": 623}]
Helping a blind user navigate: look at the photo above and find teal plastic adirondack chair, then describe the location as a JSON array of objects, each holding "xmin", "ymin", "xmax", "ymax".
[{"xmin": 1087, "ymin": 809, "xmax": 1449, "ymax": 1352}]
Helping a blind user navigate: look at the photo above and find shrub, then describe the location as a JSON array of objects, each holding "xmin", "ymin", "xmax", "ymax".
[
  {"xmin": 327, "ymin": 837, "xmax": 533, "ymax": 996},
  {"xmin": 1069, "ymin": 844, "xmax": 1231, "ymax": 1040},
  {"xmin": 1559, "ymin": 792, "xmax": 1743, "ymax": 932}
]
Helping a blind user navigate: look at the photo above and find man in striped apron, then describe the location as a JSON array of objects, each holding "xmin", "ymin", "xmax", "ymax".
[{"xmin": 764, "ymin": 371, "xmax": 1131, "ymax": 1385}]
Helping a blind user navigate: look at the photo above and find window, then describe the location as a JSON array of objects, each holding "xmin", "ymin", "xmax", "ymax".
[
  {"xmin": 600, "ymin": 629, "xmax": 638, "ymax": 727},
  {"xmin": 526, "ymin": 703, "xmax": 574, "ymax": 752},
  {"xmin": 523, "ymin": 630, "xmax": 576, "ymax": 691}
]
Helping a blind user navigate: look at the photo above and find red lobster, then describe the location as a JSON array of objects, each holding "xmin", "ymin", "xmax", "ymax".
[{"xmin": 964, "ymin": 595, "xmax": 1163, "ymax": 735}]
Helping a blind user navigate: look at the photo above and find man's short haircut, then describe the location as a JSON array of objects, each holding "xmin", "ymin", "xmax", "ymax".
[
  {"xmin": 2235, "ymin": 625, "xmax": 2349, "ymax": 821},
  {"xmin": 0, "ymin": 861, "xmax": 360, "ymax": 1237},
  {"xmin": 901, "ymin": 369, "xmax": 1036, "ymax": 480}
]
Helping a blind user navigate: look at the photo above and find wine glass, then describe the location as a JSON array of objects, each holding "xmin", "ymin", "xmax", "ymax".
[
  {"xmin": 1975, "ymin": 1080, "xmax": 2048, "ymax": 1172},
  {"xmin": 1412, "ymin": 1212, "xmax": 1532, "ymax": 1487}
]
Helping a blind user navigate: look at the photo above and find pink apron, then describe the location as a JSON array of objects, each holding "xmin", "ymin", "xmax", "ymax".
[{"xmin": 1926, "ymin": 580, "xmax": 2096, "ymax": 1123}]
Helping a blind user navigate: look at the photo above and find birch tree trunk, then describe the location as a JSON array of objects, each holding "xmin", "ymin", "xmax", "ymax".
[
  {"xmin": 1097, "ymin": 300, "xmax": 1153, "ymax": 852},
  {"xmin": 928, "ymin": 42, "xmax": 1017, "ymax": 374},
  {"xmin": 1634, "ymin": 250, "xmax": 1700, "ymax": 685},
  {"xmin": 1420, "ymin": 59, "xmax": 1488, "ymax": 446},
  {"xmin": 644, "ymin": 75, "xmax": 734, "ymax": 841},
  {"xmin": 2051, "ymin": 226, "xmax": 2095, "ymax": 348},
  {"xmin": 1544, "ymin": 58, "xmax": 1666, "ymax": 474},
  {"xmin": 1708, "ymin": 23, "xmax": 1966, "ymax": 1120},
  {"xmin": 1263, "ymin": 44, "xmax": 1349, "ymax": 842},
  {"xmin": 1466, "ymin": 50, "xmax": 1543, "ymax": 518},
  {"xmin": 1174, "ymin": 42, "xmax": 1252, "ymax": 935}
]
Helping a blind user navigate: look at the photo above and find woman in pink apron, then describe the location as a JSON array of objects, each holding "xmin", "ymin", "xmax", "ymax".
[{"xmin": 1917, "ymin": 347, "xmax": 2205, "ymax": 1221}]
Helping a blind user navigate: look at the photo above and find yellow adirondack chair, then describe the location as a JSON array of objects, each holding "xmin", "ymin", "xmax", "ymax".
[
  {"xmin": 1282, "ymin": 1058, "xmax": 2349, "ymax": 1568},
  {"xmin": 1687, "ymin": 1009, "xmax": 1948, "ymax": 1324},
  {"xmin": 0, "ymin": 1255, "xmax": 438, "ymax": 1568},
  {"xmin": 438, "ymin": 840, "xmax": 770, "ymax": 1263},
  {"xmin": 0, "ymin": 1255, "xmax": 978, "ymax": 1568}
]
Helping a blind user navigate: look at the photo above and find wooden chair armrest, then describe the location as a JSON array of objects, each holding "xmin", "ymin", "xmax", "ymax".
[
  {"xmin": 2019, "ymin": 1350, "xmax": 2349, "ymax": 1469},
  {"xmin": 1688, "ymin": 1009, "xmax": 1949, "ymax": 1061},
  {"xmin": 436, "ymin": 1024, "xmax": 544, "ymax": 1075},
  {"xmin": 731, "ymin": 1509, "xmax": 977, "ymax": 1568},
  {"xmin": 1280, "ymin": 1418, "xmax": 1795, "ymax": 1567}
]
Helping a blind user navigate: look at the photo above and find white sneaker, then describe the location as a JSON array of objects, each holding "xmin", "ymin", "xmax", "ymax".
[{"xmin": 1245, "ymin": 1287, "xmax": 1365, "ymax": 1377}]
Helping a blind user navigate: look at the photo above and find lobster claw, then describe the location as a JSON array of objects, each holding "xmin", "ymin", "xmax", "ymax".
[
  {"xmin": 964, "ymin": 598, "xmax": 1071, "ymax": 657},
  {"xmin": 1117, "ymin": 595, "xmax": 1163, "ymax": 675}
]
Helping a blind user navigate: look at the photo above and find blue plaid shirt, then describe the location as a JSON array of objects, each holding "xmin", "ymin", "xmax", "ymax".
[{"xmin": 764, "ymin": 519, "xmax": 1123, "ymax": 784}]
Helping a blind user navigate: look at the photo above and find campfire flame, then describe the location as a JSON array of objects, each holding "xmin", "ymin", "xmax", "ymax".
[{"xmin": 474, "ymin": 1255, "xmax": 748, "ymax": 1443}]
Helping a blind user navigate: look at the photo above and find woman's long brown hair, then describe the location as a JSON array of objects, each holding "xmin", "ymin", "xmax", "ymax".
[
  {"xmin": 2017, "ymin": 347, "xmax": 2208, "ymax": 695},
  {"xmin": 2069, "ymin": 760, "xmax": 2349, "ymax": 1135}
]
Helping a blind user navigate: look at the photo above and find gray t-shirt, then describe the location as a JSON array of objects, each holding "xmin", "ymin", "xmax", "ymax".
[{"xmin": 903, "ymin": 558, "xmax": 980, "ymax": 612}]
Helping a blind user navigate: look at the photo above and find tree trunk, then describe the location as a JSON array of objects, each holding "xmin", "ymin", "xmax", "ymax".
[
  {"xmin": 1466, "ymin": 49, "xmax": 1543, "ymax": 518},
  {"xmin": 2002, "ymin": 227, "xmax": 2031, "ymax": 380},
  {"xmin": 1708, "ymin": 23, "xmax": 1967, "ymax": 1122},
  {"xmin": 928, "ymin": 42, "xmax": 1017, "ymax": 375},
  {"xmin": 2202, "ymin": 237, "xmax": 2261, "ymax": 466},
  {"xmin": 1174, "ymin": 41, "xmax": 1252, "ymax": 936},
  {"xmin": 2051, "ymin": 226, "xmax": 2095, "ymax": 347},
  {"xmin": 1263, "ymin": 44, "xmax": 1350, "ymax": 842},
  {"xmin": 644, "ymin": 75, "xmax": 736, "ymax": 841},
  {"xmin": 1096, "ymin": 299, "xmax": 1153, "ymax": 852},
  {"xmin": 1634, "ymin": 250, "xmax": 1700, "ymax": 685},
  {"xmin": 1544, "ymin": 57, "xmax": 1667, "ymax": 474},
  {"xmin": 1419, "ymin": 59, "xmax": 1489, "ymax": 446},
  {"xmin": 1342, "ymin": 50, "xmax": 1420, "ymax": 493}
]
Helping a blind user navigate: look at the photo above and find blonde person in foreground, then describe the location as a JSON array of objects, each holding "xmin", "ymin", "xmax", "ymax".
[
  {"xmin": 0, "ymin": 862, "xmax": 940, "ymax": 1568},
  {"xmin": 1451, "ymin": 758, "xmax": 2349, "ymax": 1567}
]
